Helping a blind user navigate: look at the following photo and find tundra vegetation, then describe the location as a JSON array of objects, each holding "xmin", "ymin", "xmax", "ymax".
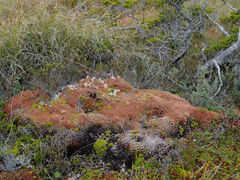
[{"xmin": 0, "ymin": 0, "xmax": 240, "ymax": 179}]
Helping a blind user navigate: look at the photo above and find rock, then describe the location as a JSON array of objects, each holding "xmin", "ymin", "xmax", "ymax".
[
  {"xmin": 119, "ymin": 130, "xmax": 172, "ymax": 157},
  {"xmin": 4, "ymin": 77, "xmax": 218, "ymax": 133}
]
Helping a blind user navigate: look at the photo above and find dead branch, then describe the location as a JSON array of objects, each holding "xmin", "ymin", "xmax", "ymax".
[
  {"xmin": 201, "ymin": 42, "xmax": 207, "ymax": 62},
  {"xmin": 204, "ymin": 11, "xmax": 230, "ymax": 37},
  {"xmin": 201, "ymin": 28, "xmax": 240, "ymax": 70},
  {"xmin": 211, "ymin": 60, "xmax": 223, "ymax": 99},
  {"xmin": 221, "ymin": 0, "xmax": 240, "ymax": 12},
  {"xmin": 167, "ymin": 0, "xmax": 205, "ymax": 63}
]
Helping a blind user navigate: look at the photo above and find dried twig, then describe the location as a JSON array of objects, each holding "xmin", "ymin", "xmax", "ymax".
[
  {"xmin": 204, "ymin": 11, "xmax": 230, "ymax": 37},
  {"xmin": 211, "ymin": 60, "xmax": 223, "ymax": 99},
  {"xmin": 114, "ymin": 14, "xmax": 149, "ymax": 38},
  {"xmin": 222, "ymin": 0, "xmax": 240, "ymax": 12}
]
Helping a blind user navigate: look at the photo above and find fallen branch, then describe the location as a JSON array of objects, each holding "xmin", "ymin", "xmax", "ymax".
[{"xmin": 201, "ymin": 28, "xmax": 240, "ymax": 70}]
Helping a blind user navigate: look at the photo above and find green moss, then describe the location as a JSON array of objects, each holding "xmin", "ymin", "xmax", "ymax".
[
  {"xmin": 31, "ymin": 102, "xmax": 49, "ymax": 112},
  {"xmin": 94, "ymin": 139, "xmax": 108, "ymax": 157},
  {"xmin": 45, "ymin": 121, "xmax": 53, "ymax": 127},
  {"xmin": 108, "ymin": 142, "xmax": 114, "ymax": 148},
  {"xmin": 190, "ymin": 121, "xmax": 199, "ymax": 129}
]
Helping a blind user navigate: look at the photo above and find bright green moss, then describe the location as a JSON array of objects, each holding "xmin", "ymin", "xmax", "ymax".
[
  {"xmin": 94, "ymin": 139, "xmax": 108, "ymax": 157},
  {"xmin": 45, "ymin": 121, "xmax": 53, "ymax": 127}
]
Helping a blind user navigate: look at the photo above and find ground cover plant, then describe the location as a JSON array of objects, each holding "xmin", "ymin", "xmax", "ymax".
[
  {"xmin": 0, "ymin": 0, "xmax": 239, "ymax": 179},
  {"xmin": 0, "ymin": 100, "xmax": 239, "ymax": 179}
]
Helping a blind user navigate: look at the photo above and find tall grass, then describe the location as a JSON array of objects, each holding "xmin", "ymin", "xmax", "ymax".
[
  {"xmin": 0, "ymin": 0, "xmax": 239, "ymax": 108},
  {"xmin": 0, "ymin": 0, "xmax": 117, "ymax": 96}
]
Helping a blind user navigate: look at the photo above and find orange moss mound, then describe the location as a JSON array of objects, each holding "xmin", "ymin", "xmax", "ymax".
[{"xmin": 4, "ymin": 77, "xmax": 218, "ymax": 133}]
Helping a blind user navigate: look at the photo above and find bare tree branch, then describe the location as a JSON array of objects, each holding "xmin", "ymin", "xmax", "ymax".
[
  {"xmin": 172, "ymin": 29, "xmax": 193, "ymax": 63},
  {"xmin": 222, "ymin": 0, "xmax": 240, "ymax": 12},
  {"xmin": 204, "ymin": 11, "xmax": 230, "ymax": 37},
  {"xmin": 201, "ymin": 28, "xmax": 240, "ymax": 70},
  {"xmin": 167, "ymin": 0, "xmax": 205, "ymax": 63},
  {"xmin": 211, "ymin": 60, "xmax": 223, "ymax": 99}
]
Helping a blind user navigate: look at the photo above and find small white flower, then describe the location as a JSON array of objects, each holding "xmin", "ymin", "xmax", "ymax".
[
  {"xmin": 68, "ymin": 84, "xmax": 77, "ymax": 90},
  {"xmin": 52, "ymin": 92, "xmax": 61, "ymax": 101},
  {"xmin": 86, "ymin": 75, "xmax": 89, "ymax": 78},
  {"xmin": 117, "ymin": 76, "xmax": 120, "ymax": 79},
  {"xmin": 109, "ymin": 89, "xmax": 119, "ymax": 97},
  {"xmin": 103, "ymin": 84, "xmax": 108, "ymax": 89},
  {"xmin": 91, "ymin": 77, "xmax": 96, "ymax": 82},
  {"xmin": 111, "ymin": 75, "xmax": 116, "ymax": 80}
]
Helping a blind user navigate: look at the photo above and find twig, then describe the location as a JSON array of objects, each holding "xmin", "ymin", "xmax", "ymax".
[
  {"xmin": 114, "ymin": 14, "xmax": 149, "ymax": 38},
  {"xmin": 211, "ymin": 60, "xmax": 223, "ymax": 99},
  {"xmin": 222, "ymin": 0, "xmax": 240, "ymax": 12},
  {"xmin": 204, "ymin": 11, "xmax": 230, "ymax": 37},
  {"xmin": 201, "ymin": 42, "xmax": 207, "ymax": 62}
]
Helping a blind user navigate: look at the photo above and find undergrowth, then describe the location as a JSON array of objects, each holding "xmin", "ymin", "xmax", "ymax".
[{"xmin": 0, "ymin": 104, "xmax": 239, "ymax": 179}]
